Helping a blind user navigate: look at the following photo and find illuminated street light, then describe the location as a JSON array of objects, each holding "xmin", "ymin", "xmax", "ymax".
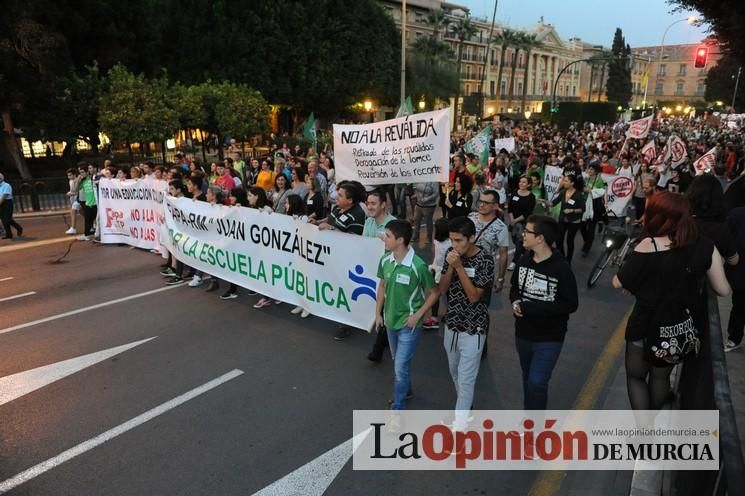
[
  {"xmin": 487, "ymin": 106, "xmax": 494, "ymax": 115},
  {"xmin": 507, "ymin": 107, "xmax": 513, "ymax": 113},
  {"xmin": 364, "ymin": 100, "xmax": 372, "ymax": 111},
  {"xmin": 524, "ymin": 110, "xmax": 532, "ymax": 120},
  {"xmin": 418, "ymin": 99, "xmax": 425, "ymax": 110},
  {"xmin": 675, "ymin": 105, "xmax": 683, "ymax": 112},
  {"xmin": 715, "ymin": 101, "xmax": 723, "ymax": 106},
  {"xmin": 617, "ymin": 106, "xmax": 623, "ymax": 111}
]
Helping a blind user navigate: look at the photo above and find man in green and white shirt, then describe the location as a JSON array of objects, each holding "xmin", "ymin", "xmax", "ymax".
[
  {"xmin": 375, "ymin": 219, "xmax": 439, "ymax": 415},
  {"xmin": 365, "ymin": 190, "xmax": 398, "ymax": 363}
]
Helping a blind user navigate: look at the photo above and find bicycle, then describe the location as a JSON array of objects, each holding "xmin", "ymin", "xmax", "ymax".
[{"xmin": 587, "ymin": 212, "xmax": 642, "ymax": 288}]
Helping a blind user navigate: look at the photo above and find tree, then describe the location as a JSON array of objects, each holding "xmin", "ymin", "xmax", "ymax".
[
  {"xmin": 493, "ymin": 28, "xmax": 521, "ymax": 101},
  {"xmin": 508, "ymin": 33, "xmax": 531, "ymax": 106},
  {"xmin": 451, "ymin": 15, "xmax": 478, "ymax": 131},
  {"xmin": 425, "ymin": 9, "xmax": 449, "ymax": 40},
  {"xmin": 669, "ymin": 0, "xmax": 745, "ymax": 65},
  {"xmin": 408, "ymin": 37, "xmax": 459, "ymax": 109},
  {"xmin": 98, "ymin": 65, "xmax": 178, "ymax": 162},
  {"xmin": 704, "ymin": 54, "xmax": 745, "ymax": 110},
  {"xmin": 520, "ymin": 34, "xmax": 540, "ymax": 111},
  {"xmin": 605, "ymin": 28, "xmax": 632, "ymax": 106}
]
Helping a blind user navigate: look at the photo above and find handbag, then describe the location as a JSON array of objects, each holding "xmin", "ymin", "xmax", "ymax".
[{"xmin": 644, "ymin": 243, "xmax": 700, "ymax": 366}]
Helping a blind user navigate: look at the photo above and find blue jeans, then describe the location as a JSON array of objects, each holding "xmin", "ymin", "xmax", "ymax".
[
  {"xmin": 515, "ymin": 337, "xmax": 564, "ymax": 410},
  {"xmin": 387, "ymin": 326, "xmax": 421, "ymax": 410}
]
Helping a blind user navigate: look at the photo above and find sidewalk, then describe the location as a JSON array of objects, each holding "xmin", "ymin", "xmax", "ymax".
[
  {"xmin": 717, "ymin": 295, "xmax": 745, "ymax": 451},
  {"xmin": 15, "ymin": 209, "xmax": 68, "ymax": 219}
]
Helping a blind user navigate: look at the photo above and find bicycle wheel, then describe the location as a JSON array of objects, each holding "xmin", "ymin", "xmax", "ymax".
[{"xmin": 587, "ymin": 248, "xmax": 617, "ymax": 288}]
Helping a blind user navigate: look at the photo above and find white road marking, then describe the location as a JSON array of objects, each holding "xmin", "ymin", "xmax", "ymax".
[
  {"xmin": 0, "ymin": 277, "xmax": 13, "ymax": 282},
  {"xmin": 0, "ymin": 369, "xmax": 244, "ymax": 494},
  {"xmin": 0, "ymin": 337, "xmax": 156, "ymax": 406},
  {"xmin": 252, "ymin": 428, "xmax": 372, "ymax": 496},
  {"xmin": 0, "ymin": 286, "xmax": 182, "ymax": 336},
  {"xmin": 0, "ymin": 291, "xmax": 36, "ymax": 303}
]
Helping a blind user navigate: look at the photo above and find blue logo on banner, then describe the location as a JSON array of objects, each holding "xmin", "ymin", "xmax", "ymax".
[{"xmin": 349, "ymin": 265, "xmax": 376, "ymax": 301}]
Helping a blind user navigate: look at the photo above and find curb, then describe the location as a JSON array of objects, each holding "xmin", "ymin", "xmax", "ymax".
[{"xmin": 15, "ymin": 210, "xmax": 69, "ymax": 220}]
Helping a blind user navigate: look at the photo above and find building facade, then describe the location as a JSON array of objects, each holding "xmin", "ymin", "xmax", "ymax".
[
  {"xmin": 629, "ymin": 42, "xmax": 721, "ymax": 108},
  {"xmin": 378, "ymin": 0, "xmax": 588, "ymax": 127}
]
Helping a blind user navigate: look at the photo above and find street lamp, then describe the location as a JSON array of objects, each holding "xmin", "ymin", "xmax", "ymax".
[
  {"xmin": 363, "ymin": 100, "xmax": 372, "ymax": 112},
  {"xmin": 653, "ymin": 16, "xmax": 698, "ymax": 107},
  {"xmin": 675, "ymin": 104, "xmax": 683, "ymax": 112},
  {"xmin": 507, "ymin": 107, "xmax": 513, "ymax": 113},
  {"xmin": 617, "ymin": 105, "xmax": 623, "ymax": 111},
  {"xmin": 418, "ymin": 99, "xmax": 425, "ymax": 111},
  {"xmin": 524, "ymin": 110, "xmax": 532, "ymax": 120},
  {"xmin": 487, "ymin": 106, "xmax": 494, "ymax": 115}
]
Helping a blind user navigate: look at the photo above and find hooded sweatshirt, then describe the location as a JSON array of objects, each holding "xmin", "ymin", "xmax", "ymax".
[{"xmin": 509, "ymin": 250, "xmax": 578, "ymax": 342}]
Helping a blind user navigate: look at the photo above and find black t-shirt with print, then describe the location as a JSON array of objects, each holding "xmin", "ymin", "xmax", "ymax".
[
  {"xmin": 617, "ymin": 237, "xmax": 713, "ymax": 342},
  {"xmin": 442, "ymin": 247, "xmax": 495, "ymax": 335}
]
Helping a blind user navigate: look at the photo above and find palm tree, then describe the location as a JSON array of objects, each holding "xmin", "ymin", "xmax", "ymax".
[
  {"xmin": 507, "ymin": 33, "xmax": 527, "ymax": 106},
  {"xmin": 425, "ymin": 9, "xmax": 449, "ymax": 40},
  {"xmin": 520, "ymin": 33, "xmax": 539, "ymax": 111},
  {"xmin": 451, "ymin": 15, "xmax": 478, "ymax": 131},
  {"xmin": 492, "ymin": 28, "xmax": 521, "ymax": 103}
]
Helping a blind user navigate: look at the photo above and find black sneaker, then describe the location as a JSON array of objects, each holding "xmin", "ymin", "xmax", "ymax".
[
  {"xmin": 367, "ymin": 351, "xmax": 383, "ymax": 363},
  {"xmin": 334, "ymin": 327, "xmax": 352, "ymax": 341},
  {"xmin": 220, "ymin": 290, "xmax": 238, "ymax": 300},
  {"xmin": 245, "ymin": 289, "xmax": 257, "ymax": 296},
  {"xmin": 160, "ymin": 267, "xmax": 176, "ymax": 277},
  {"xmin": 165, "ymin": 276, "xmax": 184, "ymax": 285}
]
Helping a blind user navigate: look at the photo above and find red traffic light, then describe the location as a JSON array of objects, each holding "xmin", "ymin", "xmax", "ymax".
[{"xmin": 694, "ymin": 47, "xmax": 708, "ymax": 68}]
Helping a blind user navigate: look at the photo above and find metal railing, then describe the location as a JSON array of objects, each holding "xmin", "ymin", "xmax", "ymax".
[{"xmin": 12, "ymin": 177, "xmax": 70, "ymax": 213}]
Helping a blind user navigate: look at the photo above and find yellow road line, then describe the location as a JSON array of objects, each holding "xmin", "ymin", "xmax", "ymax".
[
  {"xmin": 0, "ymin": 237, "xmax": 77, "ymax": 254},
  {"xmin": 528, "ymin": 307, "xmax": 631, "ymax": 496}
]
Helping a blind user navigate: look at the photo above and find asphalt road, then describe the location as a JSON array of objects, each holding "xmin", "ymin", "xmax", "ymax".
[{"xmin": 0, "ymin": 215, "xmax": 634, "ymax": 496}]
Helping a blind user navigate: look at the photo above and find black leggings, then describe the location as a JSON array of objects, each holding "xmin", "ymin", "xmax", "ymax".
[
  {"xmin": 625, "ymin": 342, "xmax": 674, "ymax": 410},
  {"xmin": 556, "ymin": 222, "xmax": 581, "ymax": 263}
]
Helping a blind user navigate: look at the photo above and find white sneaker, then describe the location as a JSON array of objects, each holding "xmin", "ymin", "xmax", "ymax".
[
  {"xmin": 301, "ymin": 309, "xmax": 310, "ymax": 318},
  {"xmin": 291, "ymin": 306, "xmax": 303, "ymax": 315},
  {"xmin": 65, "ymin": 227, "xmax": 77, "ymax": 235},
  {"xmin": 724, "ymin": 339, "xmax": 742, "ymax": 352},
  {"xmin": 76, "ymin": 235, "xmax": 90, "ymax": 241},
  {"xmin": 507, "ymin": 262, "xmax": 515, "ymax": 271},
  {"xmin": 188, "ymin": 275, "xmax": 203, "ymax": 287}
]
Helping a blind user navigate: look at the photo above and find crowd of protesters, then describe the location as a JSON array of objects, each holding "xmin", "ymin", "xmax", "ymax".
[{"xmin": 17, "ymin": 110, "xmax": 744, "ymax": 431}]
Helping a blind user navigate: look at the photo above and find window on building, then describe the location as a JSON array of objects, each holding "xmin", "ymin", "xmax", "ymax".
[
  {"xmin": 518, "ymin": 82, "xmax": 523, "ymax": 95},
  {"xmin": 500, "ymin": 80, "xmax": 506, "ymax": 96},
  {"xmin": 655, "ymin": 82, "xmax": 664, "ymax": 95},
  {"xmin": 490, "ymin": 80, "xmax": 496, "ymax": 97},
  {"xmin": 679, "ymin": 64, "xmax": 687, "ymax": 76},
  {"xmin": 675, "ymin": 82, "xmax": 684, "ymax": 95},
  {"xmin": 573, "ymin": 85, "xmax": 576, "ymax": 96},
  {"xmin": 696, "ymin": 81, "xmax": 705, "ymax": 96},
  {"xmin": 465, "ymin": 84, "xmax": 470, "ymax": 95},
  {"xmin": 658, "ymin": 64, "xmax": 666, "ymax": 76},
  {"xmin": 491, "ymin": 49, "xmax": 497, "ymax": 65}
]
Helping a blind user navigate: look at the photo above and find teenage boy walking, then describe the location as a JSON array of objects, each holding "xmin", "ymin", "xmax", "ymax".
[
  {"xmin": 510, "ymin": 215, "xmax": 578, "ymax": 410},
  {"xmin": 375, "ymin": 219, "xmax": 439, "ymax": 420},
  {"xmin": 439, "ymin": 216, "xmax": 495, "ymax": 430}
]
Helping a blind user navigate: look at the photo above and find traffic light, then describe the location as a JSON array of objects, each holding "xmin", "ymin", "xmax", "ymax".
[{"xmin": 694, "ymin": 47, "xmax": 708, "ymax": 68}]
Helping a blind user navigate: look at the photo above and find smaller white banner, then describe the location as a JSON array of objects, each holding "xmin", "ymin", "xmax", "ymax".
[
  {"xmin": 333, "ymin": 109, "xmax": 450, "ymax": 185},
  {"xmin": 625, "ymin": 115, "xmax": 653, "ymax": 139},
  {"xmin": 602, "ymin": 174, "xmax": 635, "ymax": 217},
  {"xmin": 494, "ymin": 137, "xmax": 516, "ymax": 153},
  {"xmin": 353, "ymin": 409, "xmax": 718, "ymax": 470},
  {"xmin": 543, "ymin": 165, "xmax": 564, "ymax": 201},
  {"xmin": 98, "ymin": 177, "xmax": 167, "ymax": 249}
]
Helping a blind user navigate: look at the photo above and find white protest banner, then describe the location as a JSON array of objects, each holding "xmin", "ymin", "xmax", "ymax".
[
  {"xmin": 543, "ymin": 165, "xmax": 563, "ymax": 201},
  {"xmin": 641, "ymin": 140, "xmax": 656, "ymax": 162},
  {"xmin": 162, "ymin": 197, "xmax": 384, "ymax": 330},
  {"xmin": 494, "ymin": 137, "xmax": 516, "ymax": 153},
  {"xmin": 601, "ymin": 174, "xmax": 635, "ymax": 217},
  {"xmin": 97, "ymin": 177, "xmax": 167, "ymax": 249},
  {"xmin": 625, "ymin": 115, "xmax": 653, "ymax": 139},
  {"xmin": 333, "ymin": 108, "xmax": 450, "ymax": 185},
  {"xmin": 659, "ymin": 135, "xmax": 688, "ymax": 166},
  {"xmin": 693, "ymin": 146, "xmax": 718, "ymax": 174}
]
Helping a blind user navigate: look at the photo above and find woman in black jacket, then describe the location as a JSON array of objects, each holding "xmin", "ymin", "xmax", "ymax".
[
  {"xmin": 445, "ymin": 174, "xmax": 473, "ymax": 219},
  {"xmin": 544, "ymin": 174, "xmax": 584, "ymax": 263}
]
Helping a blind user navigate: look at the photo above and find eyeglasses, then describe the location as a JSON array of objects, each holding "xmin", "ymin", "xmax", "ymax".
[
  {"xmin": 523, "ymin": 228, "xmax": 538, "ymax": 236},
  {"xmin": 478, "ymin": 200, "xmax": 497, "ymax": 205}
]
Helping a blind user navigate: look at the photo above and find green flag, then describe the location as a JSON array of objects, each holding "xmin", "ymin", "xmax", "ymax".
[
  {"xmin": 303, "ymin": 112, "xmax": 317, "ymax": 151},
  {"xmin": 395, "ymin": 96, "xmax": 414, "ymax": 118},
  {"xmin": 463, "ymin": 124, "xmax": 492, "ymax": 167}
]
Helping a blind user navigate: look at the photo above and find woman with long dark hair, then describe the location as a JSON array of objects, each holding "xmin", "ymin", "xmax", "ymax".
[
  {"xmin": 612, "ymin": 191, "xmax": 730, "ymax": 410},
  {"xmin": 544, "ymin": 174, "xmax": 584, "ymax": 263}
]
